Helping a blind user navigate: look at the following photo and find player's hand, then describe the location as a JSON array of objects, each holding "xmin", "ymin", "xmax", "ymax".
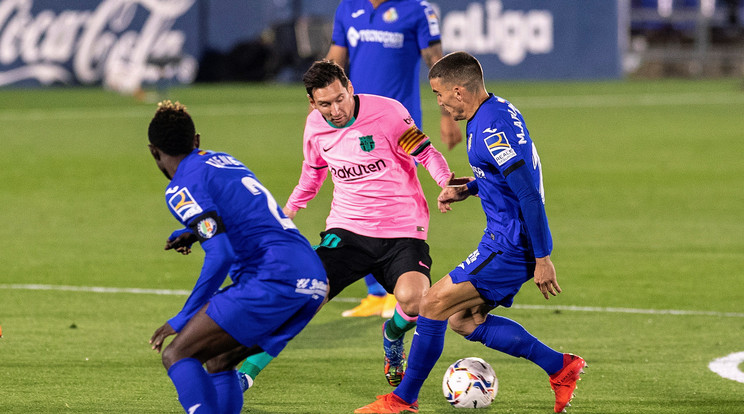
[
  {"xmin": 282, "ymin": 206, "xmax": 298, "ymax": 219},
  {"xmin": 533, "ymin": 256, "xmax": 561, "ymax": 300},
  {"xmin": 440, "ymin": 111, "xmax": 462, "ymax": 150},
  {"xmin": 437, "ymin": 182, "xmax": 471, "ymax": 213},
  {"xmin": 149, "ymin": 322, "xmax": 176, "ymax": 353},
  {"xmin": 165, "ymin": 228, "xmax": 197, "ymax": 255}
]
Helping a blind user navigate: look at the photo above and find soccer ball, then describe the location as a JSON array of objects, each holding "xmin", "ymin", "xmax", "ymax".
[{"xmin": 442, "ymin": 357, "xmax": 497, "ymax": 409}]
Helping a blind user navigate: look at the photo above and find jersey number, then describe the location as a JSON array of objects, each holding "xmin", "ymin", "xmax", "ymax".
[{"xmin": 241, "ymin": 177, "xmax": 297, "ymax": 230}]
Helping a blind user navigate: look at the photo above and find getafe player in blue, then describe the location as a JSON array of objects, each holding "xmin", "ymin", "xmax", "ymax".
[
  {"xmin": 146, "ymin": 100, "xmax": 327, "ymax": 414},
  {"xmin": 356, "ymin": 52, "xmax": 586, "ymax": 414}
]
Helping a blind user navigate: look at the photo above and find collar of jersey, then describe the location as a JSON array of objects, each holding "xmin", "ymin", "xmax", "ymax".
[
  {"xmin": 325, "ymin": 115, "xmax": 356, "ymax": 129},
  {"xmin": 324, "ymin": 95, "xmax": 360, "ymax": 128}
]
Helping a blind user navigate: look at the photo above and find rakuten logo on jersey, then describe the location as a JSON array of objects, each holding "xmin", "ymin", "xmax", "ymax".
[
  {"xmin": 347, "ymin": 27, "xmax": 404, "ymax": 49},
  {"xmin": 438, "ymin": 0, "xmax": 553, "ymax": 65},
  {"xmin": 330, "ymin": 159, "xmax": 387, "ymax": 182}
]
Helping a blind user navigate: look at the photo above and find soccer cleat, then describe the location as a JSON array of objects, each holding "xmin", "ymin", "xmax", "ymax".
[
  {"xmin": 549, "ymin": 353, "xmax": 586, "ymax": 413},
  {"xmin": 342, "ymin": 294, "xmax": 387, "ymax": 317},
  {"xmin": 383, "ymin": 321, "xmax": 406, "ymax": 386},
  {"xmin": 380, "ymin": 294, "xmax": 397, "ymax": 319},
  {"xmin": 354, "ymin": 393, "xmax": 419, "ymax": 413},
  {"xmin": 237, "ymin": 371, "xmax": 253, "ymax": 392}
]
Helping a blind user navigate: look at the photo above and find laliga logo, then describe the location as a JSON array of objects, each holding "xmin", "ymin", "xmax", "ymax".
[
  {"xmin": 438, "ymin": 0, "xmax": 553, "ymax": 65},
  {"xmin": 0, "ymin": 0, "xmax": 198, "ymax": 90}
]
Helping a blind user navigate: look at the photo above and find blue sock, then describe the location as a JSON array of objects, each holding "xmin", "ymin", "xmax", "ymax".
[
  {"xmin": 465, "ymin": 314, "xmax": 564, "ymax": 374},
  {"xmin": 393, "ymin": 316, "xmax": 448, "ymax": 403},
  {"xmin": 210, "ymin": 370, "xmax": 243, "ymax": 414},
  {"xmin": 167, "ymin": 358, "xmax": 217, "ymax": 413},
  {"xmin": 365, "ymin": 274, "xmax": 386, "ymax": 296}
]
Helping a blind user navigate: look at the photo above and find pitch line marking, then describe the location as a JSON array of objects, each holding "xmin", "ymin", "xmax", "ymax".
[
  {"xmin": 1, "ymin": 283, "xmax": 743, "ymax": 318},
  {"xmin": 709, "ymin": 352, "xmax": 744, "ymax": 384},
  {"xmin": 1, "ymin": 91, "xmax": 743, "ymax": 122}
]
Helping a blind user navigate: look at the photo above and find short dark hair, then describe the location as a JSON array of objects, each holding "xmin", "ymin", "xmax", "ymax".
[
  {"xmin": 303, "ymin": 60, "xmax": 350, "ymax": 98},
  {"xmin": 148, "ymin": 100, "xmax": 196, "ymax": 156},
  {"xmin": 428, "ymin": 51, "xmax": 484, "ymax": 93}
]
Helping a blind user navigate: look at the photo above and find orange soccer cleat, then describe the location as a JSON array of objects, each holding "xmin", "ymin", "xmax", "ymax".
[
  {"xmin": 354, "ymin": 393, "xmax": 419, "ymax": 414},
  {"xmin": 549, "ymin": 353, "xmax": 587, "ymax": 413},
  {"xmin": 342, "ymin": 294, "xmax": 387, "ymax": 317},
  {"xmin": 380, "ymin": 293, "xmax": 397, "ymax": 319}
]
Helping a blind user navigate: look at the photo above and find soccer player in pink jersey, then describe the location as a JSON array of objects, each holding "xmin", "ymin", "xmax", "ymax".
[{"xmin": 286, "ymin": 59, "xmax": 453, "ymax": 387}]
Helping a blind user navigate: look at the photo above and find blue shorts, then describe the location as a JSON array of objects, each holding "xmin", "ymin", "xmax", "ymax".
[
  {"xmin": 449, "ymin": 237, "xmax": 534, "ymax": 308},
  {"xmin": 206, "ymin": 261, "xmax": 327, "ymax": 357}
]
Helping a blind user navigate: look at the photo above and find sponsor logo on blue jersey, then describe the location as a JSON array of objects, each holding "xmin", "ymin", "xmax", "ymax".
[
  {"xmin": 484, "ymin": 129, "xmax": 517, "ymax": 166},
  {"xmin": 346, "ymin": 27, "xmax": 404, "ymax": 48},
  {"xmin": 168, "ymin": 187, "xmax": 203, "ymax": 221}
]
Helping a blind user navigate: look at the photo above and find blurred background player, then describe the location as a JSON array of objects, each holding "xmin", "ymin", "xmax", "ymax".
[
  {"xmin": 356, "ymin": 52, "xmax": 585, "ymax": 414},
  {"xmin": 326, "ymin": 0, "xmax": 463, "ymax": 318},
  {"xmin": 146, "ymin": 100, "xmax": 327, "ymax": 414}
]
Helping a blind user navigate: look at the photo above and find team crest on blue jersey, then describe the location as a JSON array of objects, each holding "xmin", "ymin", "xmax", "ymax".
[
  {"xmin": 168, "ymin": 187, "xmax": 203, "ymax": 221},
  {"xmin": 383, "ymin": 7, "xmax": 398, "ymax": 22},
  {"xmin": 484, "ymin": 129, "xmax": 517, "ymax": 166},
  {"xmin": 359, "ymin": 135, "xmax": 375, "ymax": 152},
  {"xmin": 196, "ymin": 217, "xmax": 218, "ymax": 239}
]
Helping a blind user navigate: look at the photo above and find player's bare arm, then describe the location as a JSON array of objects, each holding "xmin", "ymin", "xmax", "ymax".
[
  {"xmin": 422, "ymin": 43, "xmax": 463, "ymax": 150},
  {"xmin": 325, "ymin": 44, "xmax": 348, "ymax": 69},
  {"xmin": 533, "ymin": 256, "xmax": 561, "ymax": 300}
]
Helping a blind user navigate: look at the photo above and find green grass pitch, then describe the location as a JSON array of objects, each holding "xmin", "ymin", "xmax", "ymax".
[{"xmin": 0, "ymin": 78, "xmax": 743, "ymax": 413}]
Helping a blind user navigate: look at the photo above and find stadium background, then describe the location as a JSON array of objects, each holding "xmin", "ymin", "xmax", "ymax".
[{"xmin": 1, "ymin": 1, "xmax": 743, "ymax": 413}]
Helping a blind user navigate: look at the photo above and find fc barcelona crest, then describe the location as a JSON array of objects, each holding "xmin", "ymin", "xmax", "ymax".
[{"xmin": 359, "ymin": 135, "xmax": 375, "ymax": 152}]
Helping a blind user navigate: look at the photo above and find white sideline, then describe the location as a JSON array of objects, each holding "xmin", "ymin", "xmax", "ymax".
[
  {"xmin": 3, "ymin": 282, "xmax": 742, "ymax": 383},
  {"xmin": 1, "ymin": 283, "xmax": 743, "ymax": 318}
]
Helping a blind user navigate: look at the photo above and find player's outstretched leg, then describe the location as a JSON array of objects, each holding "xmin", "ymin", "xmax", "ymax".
[
  {"xmin": 383, "ymin": 303, "xmax": 417, "ymax": 386},
  {"xmin": 549, "ymin": 354, "xmax": 587, "ymax": 413},
  {"xmin": 465, "ymin": 314, "xmax": 585, "ymax": 412}
]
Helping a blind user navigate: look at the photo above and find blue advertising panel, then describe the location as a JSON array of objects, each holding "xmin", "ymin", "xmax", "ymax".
[
  {"xmin": 0, "ymin": 0, "xmax": 201, "ymax": 90},
  {"xmin": 432, "ymin": 0, "xmax": 622, "ymax": 80}
]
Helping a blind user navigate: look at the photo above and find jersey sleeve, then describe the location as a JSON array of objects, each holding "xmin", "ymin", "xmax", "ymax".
[
  {"xmin": 416, "ymin": 1, "xmax": 442, "ymax": 49},
  {"xmin": 480, "ymin": 118, "xmax": 524, "ymax": 175},
  {"xmin": 331, "ymin": 3, "xmax": 348, "ymax": 47},
  {"xmin": 166, "ymin": 169, "xmax": 234, "ymax": 332},
  {"xmin": 285, "ymin": 117, "xmax": 329, "ymax": 211}
]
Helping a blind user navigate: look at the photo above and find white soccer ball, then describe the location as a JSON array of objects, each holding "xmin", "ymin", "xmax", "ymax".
[{"xmin": 442, "ymin": 357, "xmax": 498, "ymax": 409}]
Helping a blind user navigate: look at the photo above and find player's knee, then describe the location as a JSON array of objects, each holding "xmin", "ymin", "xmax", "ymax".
[{"xmin": 161, "ymin": 345, "xmax": 178, "ymax": 370}]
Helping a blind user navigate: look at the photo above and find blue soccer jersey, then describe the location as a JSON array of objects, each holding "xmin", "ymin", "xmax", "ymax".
[
  {"xmin": 465, "ymin": 94, "xmax": 552, "ymax": 259},
  {"xmin": 164, "ymin": 149, "xmax": 327, "ymax": 335},
  {"xmin": 331, "ymin": 0, "xmax": 441, "ymax": 127}
]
